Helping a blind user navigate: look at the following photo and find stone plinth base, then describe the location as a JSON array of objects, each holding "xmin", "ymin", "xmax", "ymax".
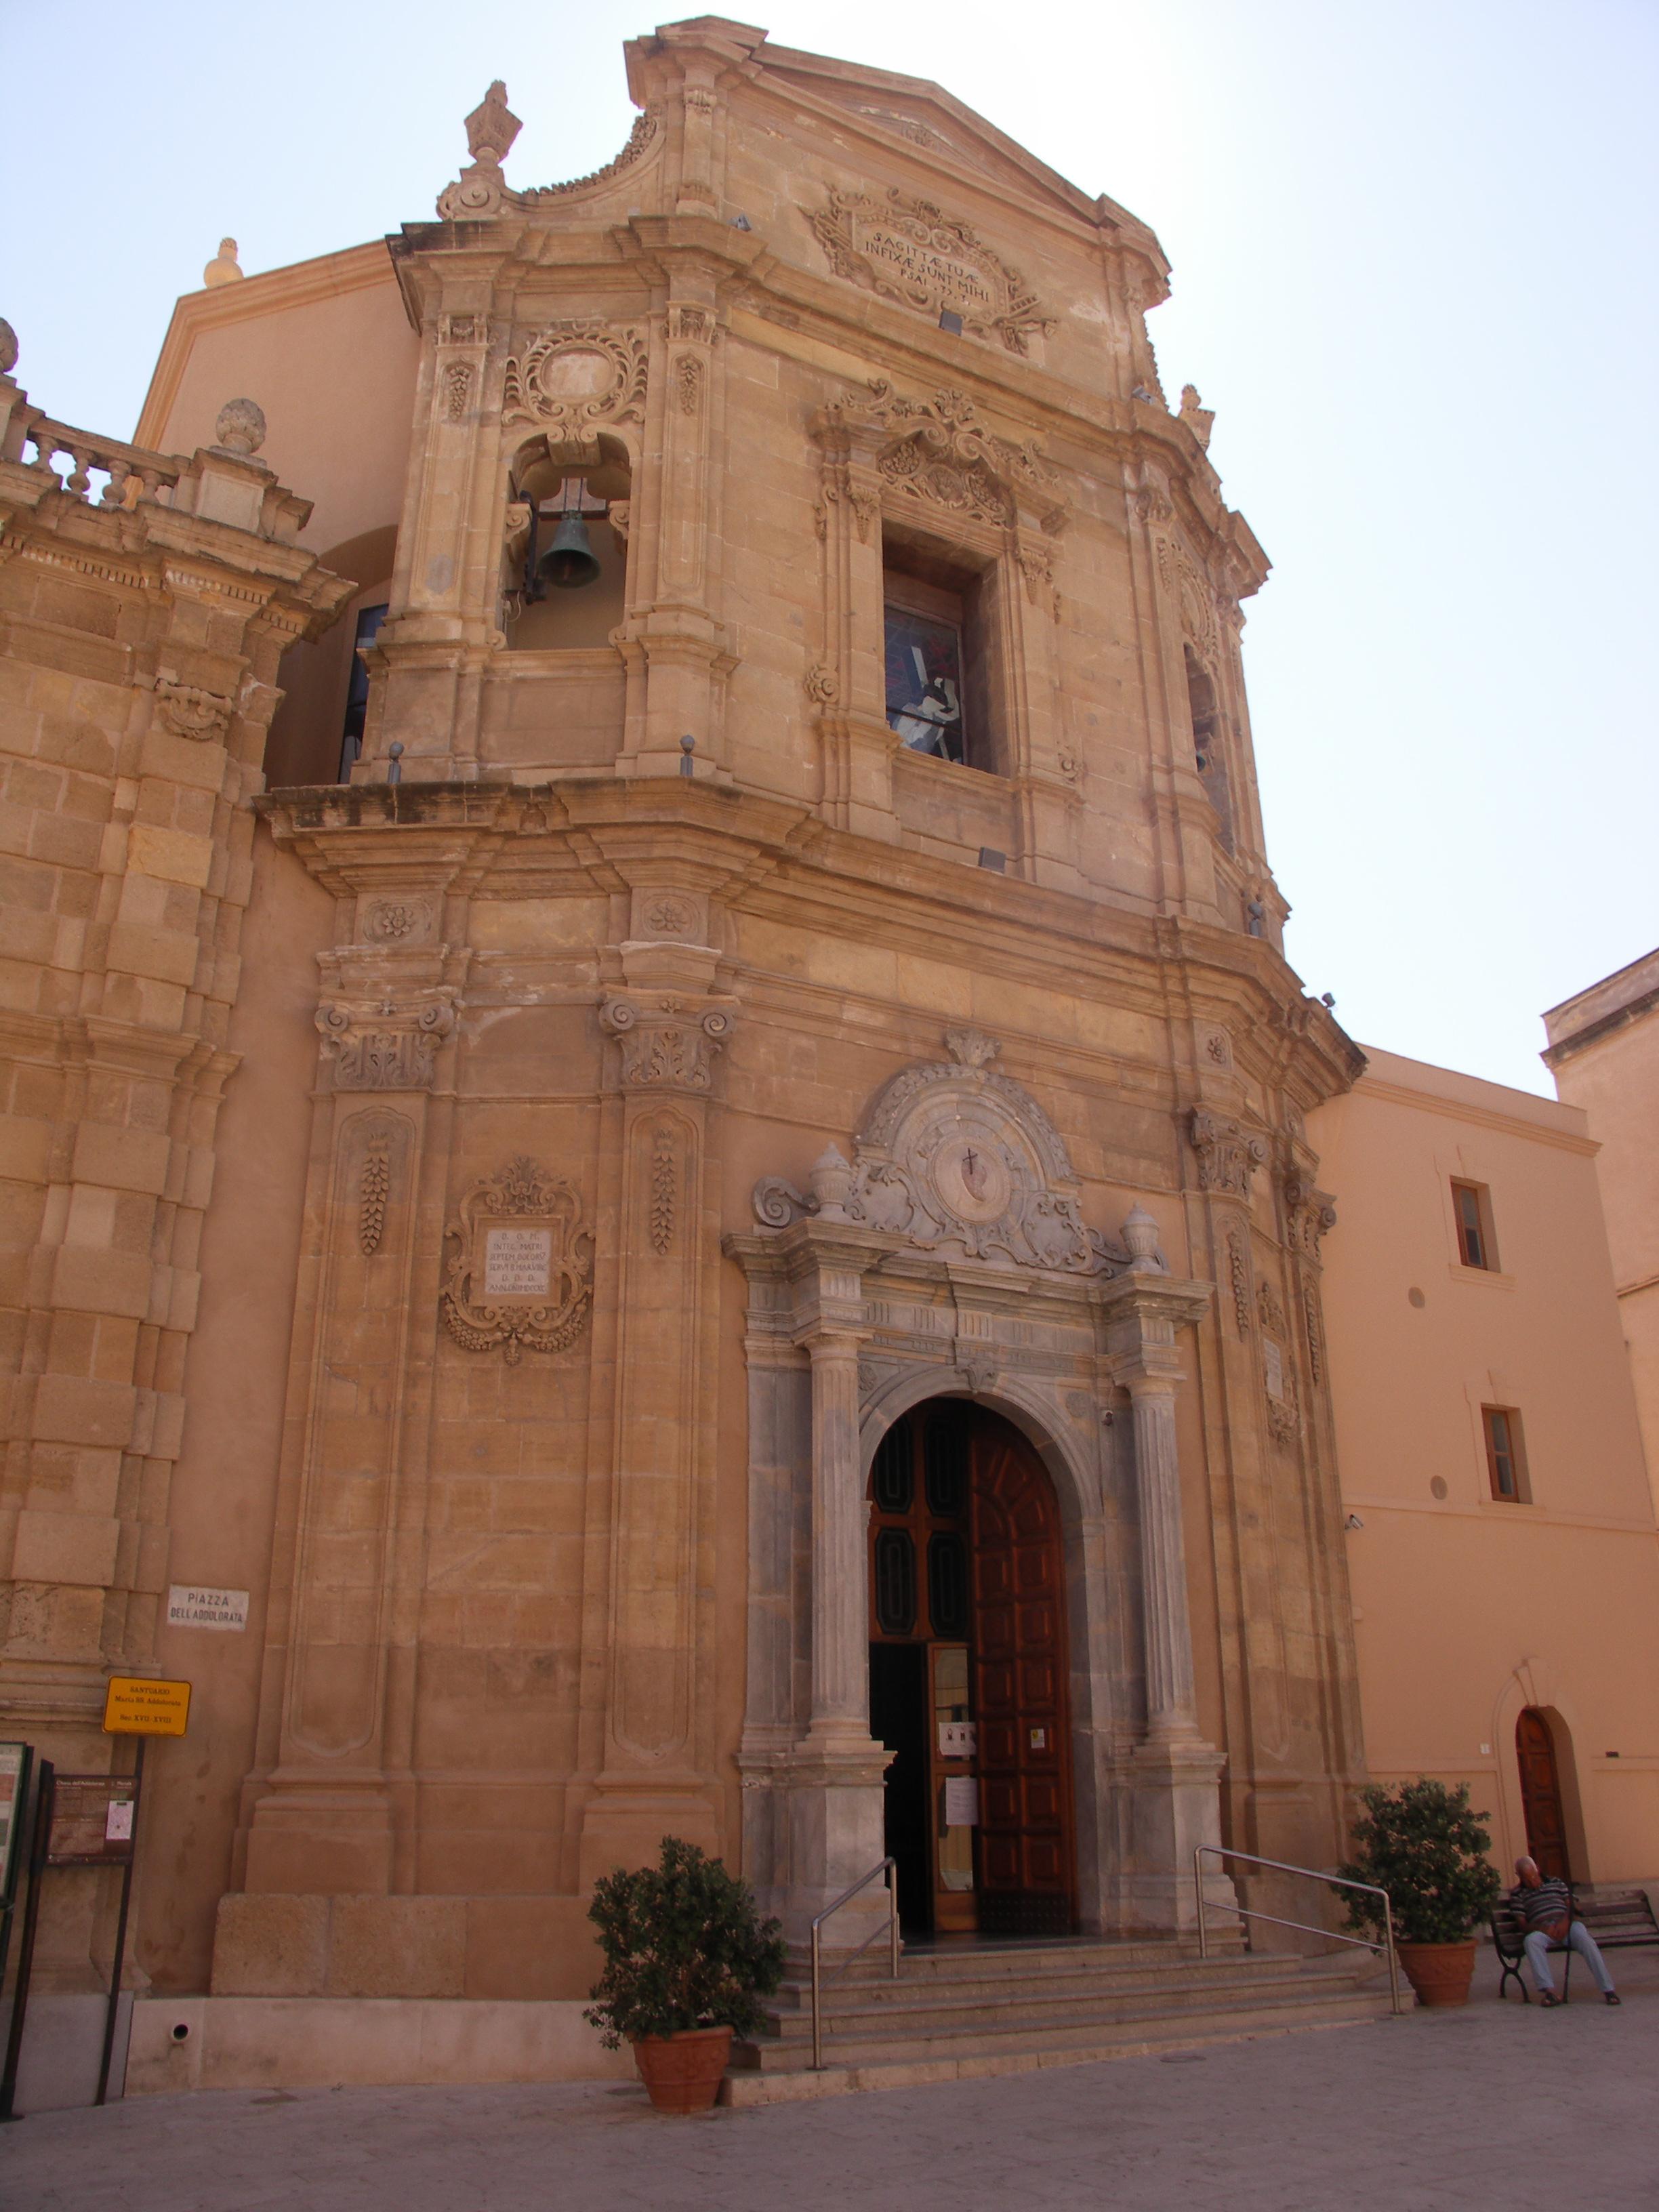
[
  {"xmin": 211, "ymin": 1891, "xmax": 602, "ymax": 2001},
  {"xmin": 1116, "ymin": 1739, "xmax": 1236, "ymax": 1934},
  {"xmin": 124, "ymin": 1997, "xmax": 632, "ymax": 2097}
]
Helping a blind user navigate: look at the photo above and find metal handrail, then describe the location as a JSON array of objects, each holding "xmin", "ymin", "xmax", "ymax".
[
  {"xmin": 809, "ymin": 1856, "xmax": 901, "ymax": 2069},
  {"xmin": 1195, "ymin": 1844, "xmax": 1404, "ymax": 2016}
]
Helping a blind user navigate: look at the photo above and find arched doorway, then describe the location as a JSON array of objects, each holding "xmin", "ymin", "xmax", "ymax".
[
  {"xmin": 1516, "ymin": 1708, "xmax": 1571, "ymax": 1880},
  {"xmin": 867, "ymin": 1400, "xmax": 1076, "ymax": 1938}
]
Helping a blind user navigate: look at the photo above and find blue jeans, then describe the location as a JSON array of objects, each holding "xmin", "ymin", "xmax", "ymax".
[{"xmin": 1524, "ymin": 1921, "xmax": 1616, "ymax": 1996}]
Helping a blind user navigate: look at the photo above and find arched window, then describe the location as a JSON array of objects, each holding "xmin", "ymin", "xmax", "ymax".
[{"xmin": 502, "ymin": 434, "xmax": 631, "ymax": 650}]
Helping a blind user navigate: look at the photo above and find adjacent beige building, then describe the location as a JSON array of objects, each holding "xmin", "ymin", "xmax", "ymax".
[
  {"xmin": 1311, "ymin": 1049, "xmax": 1659, "ymax": 1887},
  {"xmin": 1, "ymin": 19, "xmax": 1654, "ymax": 2104},
  {"xmin": 1544, "ymin": 949, "xmax": 1659, "ymax": 1513}
]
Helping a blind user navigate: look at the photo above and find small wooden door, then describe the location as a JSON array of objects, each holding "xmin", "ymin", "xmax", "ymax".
[
  {"xmin": 970, "ymin": 1419, "xmax": 1076, "ymax": 1935},
  {"xmin": 1516, "ymin": 1709, "xmax": 1570, "ymax": 1881}
]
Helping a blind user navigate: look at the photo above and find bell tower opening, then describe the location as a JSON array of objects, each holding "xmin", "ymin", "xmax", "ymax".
[{"xmin": 868, "ymin": 1399, "xmax": 1076, "ymax": 1939}]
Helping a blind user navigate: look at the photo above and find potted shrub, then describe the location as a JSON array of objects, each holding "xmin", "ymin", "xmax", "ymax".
[
  {"xmin": 585, "ymin": 1836, "xmax": 787, "ymax": 2113},
  {"xmin": 1337, "ymin": 1778, "xmax": 1501, "ymax": 2007}
]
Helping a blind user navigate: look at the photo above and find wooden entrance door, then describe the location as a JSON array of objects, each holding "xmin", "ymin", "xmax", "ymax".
[
  {"xmin": 1516, "ymin": 1708, "xmax": 1570, "ymax": 1880},
  {"xmin": 970, "ymin": 1417, "xmax": 1076, "ymax": 1936}
]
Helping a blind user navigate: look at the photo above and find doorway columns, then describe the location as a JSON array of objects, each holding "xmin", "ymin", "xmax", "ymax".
[{"xmin": 1096, "ymin": 1262, "xmax": 1231, "ymax": 1929}]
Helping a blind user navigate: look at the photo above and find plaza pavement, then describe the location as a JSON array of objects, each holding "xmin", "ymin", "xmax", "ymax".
[{"xmin": 4, "ymin": 1945, "xmax": 1655, "ymax": 2211}]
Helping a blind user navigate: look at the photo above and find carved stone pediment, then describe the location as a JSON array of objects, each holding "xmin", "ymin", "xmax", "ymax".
[
  {"xmin": 502, "ymin": 321, "xmax": 648, "ymax": 434},
  {"xmin": 806, "ymin": 186, "xmax": 1055, "ymax": 356},
  {"xmin": 440, "ymin": 1156, "xmax": 594, "ymax": 1362},
  {"xmin": 753, "ymin": 1029, "xmax": 1130, "ymax": 1278},
  {"xmin": 813, "ymin": 380, "xmax": 1063, "ymax": 533}
]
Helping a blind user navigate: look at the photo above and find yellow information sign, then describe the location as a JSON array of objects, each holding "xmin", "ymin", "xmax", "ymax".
[{"xmin": 102, "ymin": 1676, "xmax": 191, "ymax": 1738}]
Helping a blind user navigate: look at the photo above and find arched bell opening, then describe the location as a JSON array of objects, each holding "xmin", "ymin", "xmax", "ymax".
[
  {"xmin": 867, "ymin": 1396, "xmax": 1078, "ymax": 1940},
  {"xmin": 501, "ymin": 430, "xmax": 632, "ymax": 650}
]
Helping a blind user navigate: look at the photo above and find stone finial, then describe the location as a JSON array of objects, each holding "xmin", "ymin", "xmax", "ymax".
[
  {"xmin": 203, "ymin": 238, "xmax": 244, "ymax": 288},
  {"xmin": 1179, "ymin": 384, "xmax": 1214, "ymax": 450},
  {"xmin": 214, "ymin": 398, "xmax": 266, "ymax": 456},
  {"xmin": 808, "ymin": 1143, "xmax": 856, "ymax": 1219},
  {"xmin": 1121, "ymin": 1204, "xmax": 1166, "ymax": 1273},
  {"xmin": 464, "ymin": 81, "xmax": 521, "ymax": 167},
  {"xmin": 0, "ymin": 319, "xmax": 18, "ymax": 377}
]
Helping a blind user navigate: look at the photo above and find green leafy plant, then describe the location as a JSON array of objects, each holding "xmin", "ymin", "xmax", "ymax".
[
  {"xmin": 584, "ymin": 1836, "xmax": 787, "ymax": 2048},
  {"xmin": 1336, "ymin": 1778, "xmax": 1502, "ymax": 1944}
]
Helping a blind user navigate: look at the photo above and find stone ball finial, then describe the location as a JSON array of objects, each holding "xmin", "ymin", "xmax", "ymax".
[
  {"xmin": 214, "ymin": 398, "xmax": 266, "ymax": 456},
  {"xmin": 0, "ymin": 319, "xmax": 18, "ymax": 377},
  {"xmin": 203, "ymin": 238, "xmax": 244, "ymax": 289}
]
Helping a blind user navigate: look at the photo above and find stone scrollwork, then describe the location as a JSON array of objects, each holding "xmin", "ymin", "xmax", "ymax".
[
  {"xmin": 502, "ymin": 320, "xmax": 648, "ymax": 434},
  {"xmin": 806, "ymin": 185, "xmax": 1056, "ymax": 356},
  {"xmin": 315, "ymin": 998, "xmax": 456, "ymax": 1092},
  {"xmin": 154, "ymin": 677, "xmax": 233, "ymax": 743},
  {"xmin": 1284, "ymin": 1171, "xmax": 1338, "ymax": 1258},
  {"xmin": 1156, "ymin": 535, "xmax": 1220, "ymax": 663},
  {"xmin": 1188, "ymin": 1107, "xmax": 1268, "ymax": 1198},
  {"xmin": 750, "ymin": 1029, "xmax": 1132, "ymax": 1278},
  {"xmin": 440, "ymin": 1155, "xmax": 594, "ymax": 1363},
  {"xmin": 600, "ymin": 995, "xmax": 733, "ymax": 1093},
  {"xmin": 813, "ymin": 379, "xmax": 1065, "ymax": 536}
]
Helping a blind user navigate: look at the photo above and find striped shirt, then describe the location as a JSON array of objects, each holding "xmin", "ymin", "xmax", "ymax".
[{"xmin": 1511, "ymin": 1878, "xmax": 1572, "ymax": 1931}]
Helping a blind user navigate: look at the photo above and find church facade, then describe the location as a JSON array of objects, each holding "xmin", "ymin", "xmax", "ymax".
[{"xmin": 3, "ymin": 18, "xmax": 1654, "ymax": 2099}]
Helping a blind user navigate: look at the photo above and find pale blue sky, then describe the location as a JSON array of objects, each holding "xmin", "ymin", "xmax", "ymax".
[{"xmin": 5, "ymin": 0, "xmax": 1654, "ymax": 1093}]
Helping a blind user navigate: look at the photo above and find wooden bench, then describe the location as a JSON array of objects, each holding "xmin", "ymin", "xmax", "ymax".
[{"xmin": 1492, "ymin": 1888, "xmax": 1659, "ymax": 2001}]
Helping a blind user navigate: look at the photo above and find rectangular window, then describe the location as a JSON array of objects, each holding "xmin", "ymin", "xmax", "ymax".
[
  {"xmin": 1452, "ymin": 1180, "xmax": 1497, "ymax": 1271},
  {"xmin": 882, "ymin": 532, "xmax": 1000, "ymax": 773},
  {"xmin": 1482, "ymin": 1406, "xmax": 1528, "ymax": 1502}
]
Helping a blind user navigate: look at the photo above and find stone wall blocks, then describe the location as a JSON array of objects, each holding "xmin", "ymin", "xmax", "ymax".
[
  {"xmin": 29, "ymin": 1372, "xmax": 136, "ymax": 1448},
  {"xmin": 11, "ymin": 1507, "xmax": 122, "ymax": 1586},
  {"xmin": 327, "ymin": 1898, "xmax": 467, "ymax": 1999},
  {"xmin": 104, "ymin": 920, "xmax": 201, "ymax": 989},
  {"xmin": 211, "ymin": 1893, "xmax": 332, "ymax": 1997},
  {"xmin": 69, "ymin": 1119, "xmax": 171, "ymax": 1197},
  {"xmin": 47, "ymin": 1244, "xmax": 151, "ymax": 1321}
]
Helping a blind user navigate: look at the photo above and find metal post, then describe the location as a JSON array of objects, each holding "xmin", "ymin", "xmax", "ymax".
[
  {"xmin": 0, "ymin": 1759, "xmax": 54, "ymax": 2122},
  {"xmin": 1195, "ymin": 1847, "xmax": 1209, "ymax": 1958},
  {"xmin": 888, "ymin": 1865, "xmax": 900, "ymax": 1982},
  {"xmin": 810, "ymin": 1924, "xmax": 823, "ymax": 2071},
  {"xmin": 1383, "ymin": 1894, "xmax": 1402, "ymax": 2016},
  {"xmin": 94, "ymin": 1736, "xmax": 143, "ymax": 2106}
]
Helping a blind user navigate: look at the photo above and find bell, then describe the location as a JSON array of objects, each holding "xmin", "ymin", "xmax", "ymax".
[{"xmin": 537, "ymin": 512, "xmax": 600, "ymax": 590}]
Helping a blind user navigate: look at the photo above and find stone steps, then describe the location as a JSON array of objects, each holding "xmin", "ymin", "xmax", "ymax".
[{"xmin": 722, "ymin": 1943, "xmax": 1395, "ymax": 2106}]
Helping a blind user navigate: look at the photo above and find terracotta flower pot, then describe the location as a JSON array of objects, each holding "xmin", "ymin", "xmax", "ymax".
[
  {"xmin": 632, "ymin": 2024, "xmax": 733, "ymax": 2114},
  {"xmin": 1395, "ymin": 1939, "xmax": 1478, "ymax": 2008}
]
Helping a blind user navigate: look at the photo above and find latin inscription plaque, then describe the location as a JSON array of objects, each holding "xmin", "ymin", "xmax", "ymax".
[{"xmin": 484, "ymin": 1227, "xmax": 552, "ymax": 1299}]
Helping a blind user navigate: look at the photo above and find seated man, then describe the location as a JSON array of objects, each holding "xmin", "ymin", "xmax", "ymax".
[{"xmin": 1510, "ymin": 1856, "xmax": 1620, "ymax": 2007}]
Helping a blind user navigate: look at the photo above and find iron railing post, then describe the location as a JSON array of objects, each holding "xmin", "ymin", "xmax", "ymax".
[
  {"xmin": 1192, "ymin": 1844, "xmax": 1406, "ymax": 2013},
  {"xmin": 808, "ymin": 1855, "xmax": 900, "ymax": 2071}
]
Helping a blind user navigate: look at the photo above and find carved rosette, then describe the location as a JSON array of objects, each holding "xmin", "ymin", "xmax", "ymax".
[
  {"xmin": 315, "ymin": 998, "xmax": 456, "ymax": 1092},
  {"xmin": 440, "ymin": 1155, "xmax": 594, "ymax": 1363},
  {"xmin": 600, "ymin": 996, "xmax": 732, "ymax": 1094},
  {"xmin": 1188, "ymin": 1108, "xmax": 1268, "ymax": 1199},
  {"xmin": 806, "ymin": 185, "xmax": 1055, "ymax": 355},
  {"xmin": 502, "ymin": 321, "xmax": 648, "ymax": 434}
]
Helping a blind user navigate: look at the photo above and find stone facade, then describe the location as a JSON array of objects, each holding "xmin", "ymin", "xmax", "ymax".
[{"xmin": 3, "ymin": 22, "xmax": 1379, "ymax": 2041}]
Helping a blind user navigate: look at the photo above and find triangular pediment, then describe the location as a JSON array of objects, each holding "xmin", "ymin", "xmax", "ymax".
[{"xmin": 746, "ymin": 43, "xmax": 1107, "ymax": 230}]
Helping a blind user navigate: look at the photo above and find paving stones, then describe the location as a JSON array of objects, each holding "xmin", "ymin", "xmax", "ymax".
[{"xmin": 5, "ymin": 1947, "xmax": 1656, "ymax": 2212}]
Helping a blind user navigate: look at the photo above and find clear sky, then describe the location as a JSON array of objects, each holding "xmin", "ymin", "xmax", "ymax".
[{"xmin": 5, "ymin": 0, "xmax": 1654, "ymax": 1093}]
